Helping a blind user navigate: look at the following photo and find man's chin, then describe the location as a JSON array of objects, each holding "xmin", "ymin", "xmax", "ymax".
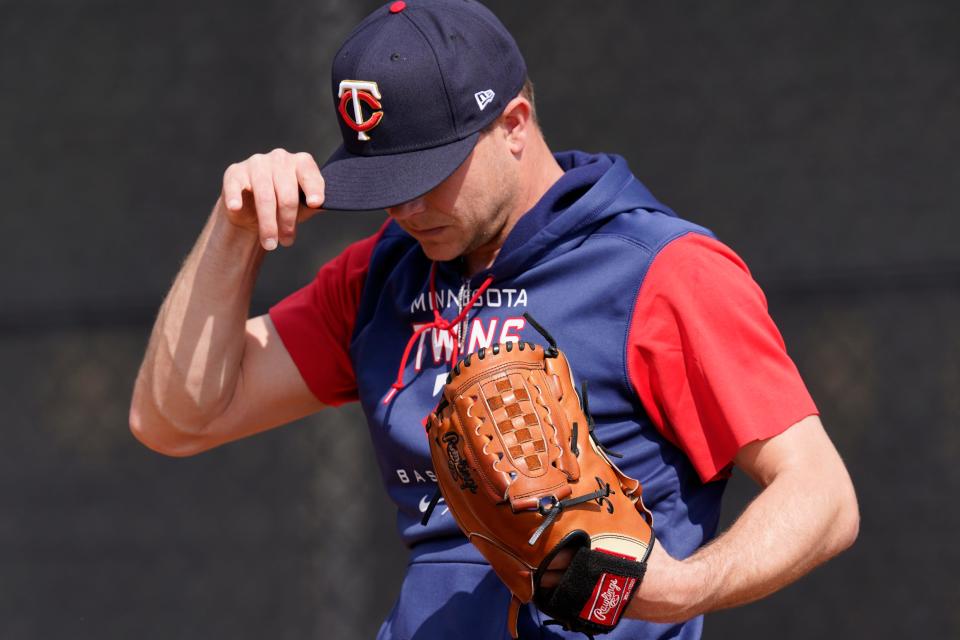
[{"xmin": 419, "ymin": 242, "xmax": 466, "ymax": 263}]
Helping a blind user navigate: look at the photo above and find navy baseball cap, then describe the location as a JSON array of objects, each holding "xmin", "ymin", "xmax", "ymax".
[{"xmin": 320, "ymin": 0, "xmax": 527, "ymax": 211}]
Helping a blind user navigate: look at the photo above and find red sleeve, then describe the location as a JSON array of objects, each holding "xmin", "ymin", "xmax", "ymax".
[
  {"xmin": 268, "ymin": 223, "xmax": 387, "ymax": 406},
  {"xmin": 626, "ymin": 233, "xmax": 817, "ymax": 483}
]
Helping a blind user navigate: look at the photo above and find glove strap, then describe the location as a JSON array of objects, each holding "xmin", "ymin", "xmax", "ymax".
[{"xmin": 536, "ymin": 540, "xmax": 653, "ymax": 636}]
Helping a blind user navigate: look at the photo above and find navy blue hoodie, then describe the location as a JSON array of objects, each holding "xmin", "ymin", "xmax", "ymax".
[{"xmin": 271, "ymin": 150, "xmax": 816, "ymax": 639}]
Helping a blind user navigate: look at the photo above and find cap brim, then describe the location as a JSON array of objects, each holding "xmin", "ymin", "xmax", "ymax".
[{"xmin": 319, "ymin": 132, "xmax": 480, "ymax": 211}]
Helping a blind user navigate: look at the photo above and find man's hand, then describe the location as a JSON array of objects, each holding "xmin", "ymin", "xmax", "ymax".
[
  {"xmin": 221, "ymin": 149, "xmax": 325, "ymax": 251},
  {"xmin": 541, "ymin": 535, "xmax": 702, "ymax": 624}
]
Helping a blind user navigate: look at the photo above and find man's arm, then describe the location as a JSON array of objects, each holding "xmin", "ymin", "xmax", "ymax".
[
  {"xmin": 129, "ymin": 150, "xmax": 327, "ymax": 456},
  {"xmin": 627, "ymin": 414, "xmax": 860, "ymax": 621}
]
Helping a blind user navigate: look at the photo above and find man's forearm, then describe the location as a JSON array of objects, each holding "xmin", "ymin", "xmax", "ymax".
[
  {"xmin": 132, "ymin": 199, "xmax": 264, "ymax": 436},
  {"xmin": 686, "ymin": 462, "xmax": 859, "ymax": 615},
  {"xmin": 628, "ymin": 417, "xmax": 860, "ymax": 622}
]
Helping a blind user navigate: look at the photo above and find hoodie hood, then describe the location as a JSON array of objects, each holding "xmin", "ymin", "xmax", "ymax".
[{"xmin": 466, "ymin": 150, "xmax": 678, "ymax": 285}]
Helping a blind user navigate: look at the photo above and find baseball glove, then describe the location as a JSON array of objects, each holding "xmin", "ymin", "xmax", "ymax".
[{"xmin": 422, "ymin": 314, "xmax": 655, "ymax": 638}]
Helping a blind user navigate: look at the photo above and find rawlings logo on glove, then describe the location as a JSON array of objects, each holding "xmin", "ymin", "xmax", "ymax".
[
  {"xmin": 422, "ymin": 313, "xmax": 655, "ymax": 638},
  {"xmin": 442, "ymin": 432, "xmax": 479, "ymax": 493}
]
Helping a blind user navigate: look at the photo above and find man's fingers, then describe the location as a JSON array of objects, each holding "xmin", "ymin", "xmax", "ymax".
[
  {"xmin": 248, "ymin": 155, "xmax": 279, "ymax": 251},
  {"xmin": 222, "ymin": 163, "xmax": 249, "ymax": 211},
  {"xmin": 220, "ymin": 150, "xmax": 321, "ymax": 251},
  {"xmin": 294, "ymin": 152, "xmax": 325, "ymax": 209},
  {"xmin": 539, "ymin": 570, "xmax": 561, "ymax": 589},
  {"xmin": 538, "ymin": 548, "xmax": 576, "ymax": 589},
  {"xmin": 273, "ymin": 155, "xmax": 301, "ymax": 247},
  {"xmin": 548, "ymin": 548, "xmax": 576, "ymax": 569}
]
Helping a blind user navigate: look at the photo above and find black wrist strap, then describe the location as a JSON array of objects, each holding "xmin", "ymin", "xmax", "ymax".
[{"xmin": 535, "ymin": 538, "xmax": 653, "ymax": 637}]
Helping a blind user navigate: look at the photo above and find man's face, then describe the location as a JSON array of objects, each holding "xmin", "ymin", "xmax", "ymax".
[{"xmin": 386, "ymin": 128, "xmax": 517, "ymax": 263}]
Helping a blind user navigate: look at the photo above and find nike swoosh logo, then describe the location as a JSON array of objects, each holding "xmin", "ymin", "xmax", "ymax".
[{"xmin": 418, "ymin": 493, "xmax": 448, "ymax": 515}]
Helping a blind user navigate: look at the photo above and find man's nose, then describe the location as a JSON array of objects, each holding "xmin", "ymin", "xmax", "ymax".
[{"xmin": 387, "ymin": 197, "xmax": 426, "ymax": 219}]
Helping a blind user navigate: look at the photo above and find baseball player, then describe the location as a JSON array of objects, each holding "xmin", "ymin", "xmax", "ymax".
[{"xmin": 130, "ymin": 1, "xmax": 859, "ymax": 638}]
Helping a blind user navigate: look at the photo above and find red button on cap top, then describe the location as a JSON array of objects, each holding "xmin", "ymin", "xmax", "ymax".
[{"xmin": 389, "ymin": 1, "xmax": 406, "ymax": 13}]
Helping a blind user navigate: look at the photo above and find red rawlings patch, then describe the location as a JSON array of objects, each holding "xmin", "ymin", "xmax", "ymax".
[
  {"xmin": 579, "ymin": 572, "xmax": 637, "ymax": 627},
  {"xmin": 578, "ymin": 549, "xmax": 638, "ymax": 627}
]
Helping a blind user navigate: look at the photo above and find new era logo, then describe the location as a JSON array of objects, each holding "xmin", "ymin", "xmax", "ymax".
[{"xmin": 474, "ymin": 89, "xmax": 495, "ymax": 111}]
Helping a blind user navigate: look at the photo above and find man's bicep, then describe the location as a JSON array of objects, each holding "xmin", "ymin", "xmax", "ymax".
[
  {"xmin": 194, "ymin": 314, "xmax": 326, "ymax": 450},
  {"xmin": 733, "ymin": 414, "xmax": 861, "ymax": 556},
  {"xmin": 733, "ymin": 415, "xmax": 849, "ymax": 488}
]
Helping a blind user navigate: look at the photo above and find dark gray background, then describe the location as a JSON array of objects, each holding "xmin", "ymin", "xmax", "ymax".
[{"xmin": 2, "ymin": 0, "xmax": 957, "ymax": 637}]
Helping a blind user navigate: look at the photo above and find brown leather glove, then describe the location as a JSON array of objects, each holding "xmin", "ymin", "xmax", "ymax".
[{"xmin": 423, "ymin": 315, "xmax": 655, "ymax": 638}]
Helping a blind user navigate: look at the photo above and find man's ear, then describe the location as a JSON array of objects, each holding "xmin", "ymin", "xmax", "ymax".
[{"xmin": 498, "ymin": 96, "xmax": 533, "ymax": 155}]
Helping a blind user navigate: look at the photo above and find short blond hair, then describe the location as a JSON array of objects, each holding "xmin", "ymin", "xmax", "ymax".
[{"xmin": 519, "ymin": 76, "xmax": 536, "ymax": 121}]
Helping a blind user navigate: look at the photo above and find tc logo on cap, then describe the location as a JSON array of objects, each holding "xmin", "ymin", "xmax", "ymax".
[{"xmin": 338, "ymin": 79, "xmax": 384, "ymax": 141}]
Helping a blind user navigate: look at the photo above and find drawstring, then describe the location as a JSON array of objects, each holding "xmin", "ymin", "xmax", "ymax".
[{"xmin": 383, "ymin": 263, "xmax": 493, "ymax": 404}]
